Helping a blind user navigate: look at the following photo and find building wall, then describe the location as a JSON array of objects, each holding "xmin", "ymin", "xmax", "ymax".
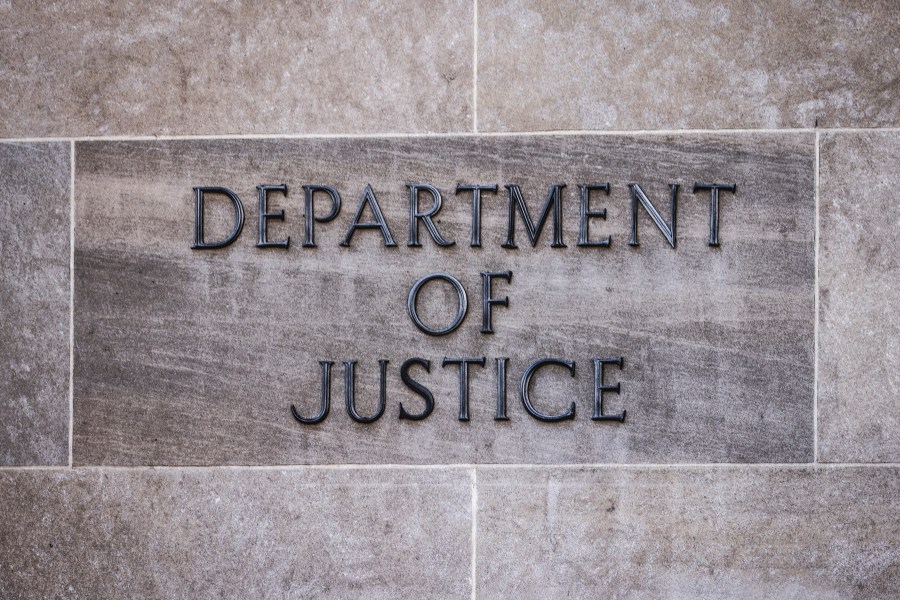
[{"xmin": 1, "ymin": 1, "xmax": 898, "ymax": 597}]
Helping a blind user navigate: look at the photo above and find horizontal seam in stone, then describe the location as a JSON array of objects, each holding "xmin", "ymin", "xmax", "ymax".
[
  {"xmin": 2, "ymin": 463, "xmax": 899, "ymax": 472},
  {"xmin": 1, "ymin": 127, "xmax": 899, "ymax": 145}
]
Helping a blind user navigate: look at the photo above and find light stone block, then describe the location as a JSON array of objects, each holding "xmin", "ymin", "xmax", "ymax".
[
  {"xmin": 477, "ymin": 466, "xmax": 900, "ymax": 598},
  {"xmin": 0, "ymin": 467, "xmax": 472, "ymax": 599},
  {"xmin": 0, "ymin": 142, "xmax": 70, "ymax": 465},
  {"xmin": 0, "ymin": 1, "xmax": 473, "ymax": 137},
  {"xmin": 478, "ymin": 0, "xmax": 900, "ymax": 131},
  {"xmin": 818, "ymin": 131, "xmax": 900, "ymax": 462}
]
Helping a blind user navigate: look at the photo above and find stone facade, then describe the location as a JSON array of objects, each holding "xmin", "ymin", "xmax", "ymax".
[{"xmin": 1, "ymin": 1, "xmax": 898, "ymax": 598}]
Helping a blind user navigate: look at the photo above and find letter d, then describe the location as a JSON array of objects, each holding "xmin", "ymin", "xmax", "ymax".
[{"xmin": 192, "ymin": 186, "xmax": 245, "ymax": 249}]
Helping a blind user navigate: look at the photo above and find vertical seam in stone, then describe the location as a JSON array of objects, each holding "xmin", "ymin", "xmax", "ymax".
[
  {"xmin": 471, "ymin": 466, "xmax": 477, "ymax": 600},
  {"xmin": 814, "ymin": 130, "xmax": 820, "ymax": 463},
  {"xmin": 472, "ymin": 0, "xmax": 478, "ymax": 133},
  {"xmin": 68, "ymin": 139, "xmax": 75, "ymax": 468}
]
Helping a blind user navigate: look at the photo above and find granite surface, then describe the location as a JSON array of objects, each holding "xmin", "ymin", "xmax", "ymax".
[
  {"xmin": 818, "ymin": 131, "xmax": 900, "ymax": 463},
  {"xmin": 477, "ymin": 466, "xmax": 900, "ymax": 598},
  {"xmin": 74, "ymin": 134, "xmax": 815, "ymax": 465},
  {"xmin": 0, "ymin": 142, "xmax": 70, "ymax": 465},
  {"xmin": 0, "ymin": 1, "xmax": 473, "ymax": 137},
  {"xmin": 0, "ymin": 467, "xmax": 472, "ymax": 599},
  {"xmin": 478, "ymin": 0, "xmax": 900, "ymax": 131},
  {"xmin": 1, "ymin": 0, "xmax": 898, "ymax": 597}
]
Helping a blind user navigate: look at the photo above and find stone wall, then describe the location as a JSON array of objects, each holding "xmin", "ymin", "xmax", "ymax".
[{"xmin": 1, "ymin": 1, "xmax": 897, "ymax": 597}]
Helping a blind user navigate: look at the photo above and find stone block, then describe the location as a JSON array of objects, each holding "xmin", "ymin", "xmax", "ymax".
[
  {"xmin": 0, "ymin": 467, "xmax": 472, "ymax": 599},
  {"xmin": 0, "ymin": 1, "xmax": 473, "ymax": 137},
  {"xmin": 478, "ymin": 0, "xmax": 900, "ymax": 131},
  {"xmin": 74, "ymin": 134, "xmax": 814, "ymax": 465},
  {"xmin": 477, "ymin": 466, "xmax": 900, "ymax": 598},
  {"xmin": 818, "ymin": 131, "xmax": 900, "ymax": 462},
  {"xmin": 0, "ymin": 142, "xmax": 70, "ymax": 465}
]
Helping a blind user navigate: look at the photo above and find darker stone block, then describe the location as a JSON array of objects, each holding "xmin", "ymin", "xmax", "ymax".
[{"xmin": 74, "ymin": 134, "xmax": 814, "ymax": 465}]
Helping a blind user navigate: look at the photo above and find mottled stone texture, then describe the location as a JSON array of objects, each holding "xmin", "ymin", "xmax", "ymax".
[
  {"xmin": 0, "ymin": 143, "xmax": 69, "ymax": 465},
  {"xmin": 74, "ymin": 134, "xmax": 814, "ymax": 465},
  {"xmin": 478, "ymin": 0, "xmax": 900, "ymax": 131},
  {"xmin": 0, "ymin": 467, "xmax": 472, "ymax": 599},
  {"xmin": 477, "ymin": 466, "xmax": 900, "ymax": 598},
  {"xmin": 0, "ymin": 1, "xmax": 472, "ymax": 137},
  {"xmin": 818, "ymin": 131, "xmax": 900, "ymax": 463}
]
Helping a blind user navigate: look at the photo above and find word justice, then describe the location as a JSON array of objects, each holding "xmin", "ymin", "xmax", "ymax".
[
  {"xmin": 191, "ymin": 181, "xmax": 737, "ymax": 250},
  {"xmin": 289, "ymin": 356, "xmax": 626, "ymax": 425}
]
